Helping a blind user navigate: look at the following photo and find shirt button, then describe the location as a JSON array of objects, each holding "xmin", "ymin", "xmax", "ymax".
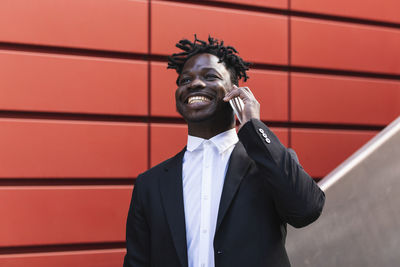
[
  {"xmin": 202, "ymin": 229, "xmax": 208, "ymax": 234},
  {"xmin": 203, "ymin": 195, "xmax": 209, "ymax": 200},
  {"xmin": 201, "ymin": 264, "xmax": 205, "ymax": 267}
]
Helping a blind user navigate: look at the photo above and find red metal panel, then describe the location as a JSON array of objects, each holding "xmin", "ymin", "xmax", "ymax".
[
  {"xmin": 243, "ymin": 70, "xmax": 288, "ymax": 121},
  {"xmin": 291, "ymin": 18, "xmax": 400, "ymax": 74},
  {"xmin": 291, "ymin": 73, "xmax": 400, "ymax": 125},
  {"xmin": 291, "ymin": 129, "xmax": 377, "ymax": 177},
  {"xmin": 0, "ymin": 186, "xmax": 132, "ymax": 246},
  {"xmin": 209, "ymin": 0, "xmax": 287, "ymax": 9},
  {"xmin": 150, "ymin": 62, "xmax": 180, "ymax": 117},
  {"xmin": 0, "ymin": 249, "xmax": 125, "ymax": 267},
  {"xmin": 0, "ymin": 51, "xmax": 147, "ymax": 115},
  {"xmin": 291, "ymin": 0, "xmax": 400, "ymax": 24},
  {"xmin": 152, "ymin": 1, "xmax": 288, "ymax": 65},
  {"xmin": 151, "ymin": 124, "xmax": 187, "ymax": 167},
  {"xmin": 0, "ymin": 0, "xmax": 147, "ymax": 53},
  {"xmin": 0, "ymin": 119, "xmax": 147, "ymax": 178},
  {"xmin": 150, "ymin": 124, "xmax": 288, "ymax": 167}
]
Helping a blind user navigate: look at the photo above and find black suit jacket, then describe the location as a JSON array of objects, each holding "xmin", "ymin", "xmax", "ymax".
[{"xmin": 124, "ymin": 119, "xmax": 325, "ymax": 267}]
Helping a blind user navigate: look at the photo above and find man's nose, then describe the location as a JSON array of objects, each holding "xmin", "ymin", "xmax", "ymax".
[{"xmin": 188, "ymin": 77, "xmax": 206, "ymax": 89}]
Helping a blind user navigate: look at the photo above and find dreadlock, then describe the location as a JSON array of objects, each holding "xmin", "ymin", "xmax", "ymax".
[{"xmin": 167, "ymin": 35, "xmax": 251, "ymax": 85}]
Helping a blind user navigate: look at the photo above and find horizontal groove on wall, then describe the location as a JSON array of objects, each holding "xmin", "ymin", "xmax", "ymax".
[
  {"xmin": 0, "ymin": 179, "xmax": 136, "ymax": 186},
  {"xmin": 163, "ymin": 0, "xmax": 400, "ymax": 29},
  {"xmin": 254, "ymin": 64, "xmax": 400, "ymax": 80},
  {"xmin": 0, "ymin": 111, "xmax": 385, "ymax": 131},
  {"xmin": 0, "ymin": 110, "xmax": 151, "ymax": 123},
  {"xmin": 1, "ymin": 43, "xmax": 399, "ymax": 81},
  {"xmin": 0, "ymin": 42, "xmax": 152, "ymax": 61},
  {"xmin": 0, "ymin": 242, "xmax": 126, "ymax": 255}
]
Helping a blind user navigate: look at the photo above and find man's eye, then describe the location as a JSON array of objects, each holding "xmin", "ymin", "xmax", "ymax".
[
  {"xmin": 179, "ymin": 78, "xmax": 191, "ymax": 84},
  {"xmin": 205, "ymin": 74, "xmax": 218, "ymax": 80}
]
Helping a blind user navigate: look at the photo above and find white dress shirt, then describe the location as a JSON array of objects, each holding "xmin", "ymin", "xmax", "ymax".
[{"xmin": 182, "ymin": 128, "xmax": 239, "ymax": 267}]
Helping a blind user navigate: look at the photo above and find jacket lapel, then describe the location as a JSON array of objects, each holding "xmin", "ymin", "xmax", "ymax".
[
  {"xmin": 216, "ymin": 142, "xmax": 251, "ymax": 232},
  {"xmin": 159, "ymin": 148, "xmax": 188, "ymax": 267}
]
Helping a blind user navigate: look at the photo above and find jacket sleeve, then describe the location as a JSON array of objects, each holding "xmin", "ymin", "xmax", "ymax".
[
  {"xmin": 237, "ymin": 119, "xmax": 325, "ymax": 228},
  {"xmin": 123, "ymin": 175, "xmax": 150, "ymax": 267}
]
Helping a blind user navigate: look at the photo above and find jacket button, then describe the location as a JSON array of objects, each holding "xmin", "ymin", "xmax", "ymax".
[{"xmin": 217, "ymin": 250, "xmax": 223, "ymax": 255}]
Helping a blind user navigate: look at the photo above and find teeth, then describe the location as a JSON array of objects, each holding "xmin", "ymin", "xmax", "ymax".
[{"xmin": 188, "ymin": 96, "xmax": 210, "ymax": 104}]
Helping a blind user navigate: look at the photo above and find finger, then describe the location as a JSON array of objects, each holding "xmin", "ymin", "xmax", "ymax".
[
  {"xmin": 224, "ymin": 88, "xmax": 242, "ymax": 101},
  {"xmin": 235, "ymin": 87, "xmax": 252, "ymax": 101},
  {"xmin": 242, "ymin": 86, "xmax": 255, "ymax": 98},
  {"xmin": 226, "ymin": 84, "xmax": 241, "ymax": 97},
  {"xmin": 224, "ymin": 86, "xmax": 250, "ymax": 101}
]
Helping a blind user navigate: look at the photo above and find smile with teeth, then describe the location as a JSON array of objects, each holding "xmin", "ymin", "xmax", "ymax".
[{"xmin": 187, "ymin": 96, "xmax": 211, "ymax": 104}]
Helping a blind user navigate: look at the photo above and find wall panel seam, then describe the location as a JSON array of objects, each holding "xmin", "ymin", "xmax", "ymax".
[{"xmin": 0, "ymin": 242, "xmax": 126, "ymax": 255}]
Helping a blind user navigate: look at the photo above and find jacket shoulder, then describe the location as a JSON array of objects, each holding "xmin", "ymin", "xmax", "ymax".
[{"xmin": 137, "ymin": 148, "xmax": 185, "ymax": 184}]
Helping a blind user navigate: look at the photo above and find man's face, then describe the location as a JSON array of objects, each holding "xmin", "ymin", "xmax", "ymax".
[{"xmin": 175, "ymin": 53, "xmax": 234, "ymax": 123}]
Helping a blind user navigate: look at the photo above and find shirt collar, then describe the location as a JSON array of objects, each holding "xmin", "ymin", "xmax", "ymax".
[{"xmin": 186, "ymin": 128, "xmax": 238, "ymax": 154}]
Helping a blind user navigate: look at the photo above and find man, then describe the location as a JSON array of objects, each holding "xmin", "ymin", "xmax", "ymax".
[{"xmin": 124, "ymin": 36, "xmax": 325, "ymax": 267}]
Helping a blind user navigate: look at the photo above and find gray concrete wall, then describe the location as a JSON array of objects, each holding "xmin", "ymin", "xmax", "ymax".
[{"xmin": 286, "ymin": 116, "xmax": 400, "ymax": 267}]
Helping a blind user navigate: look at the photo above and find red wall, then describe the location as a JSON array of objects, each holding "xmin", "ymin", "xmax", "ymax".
[{"xmin": 1, "ymin": 0, "xmax": 399, "ymax": 265}]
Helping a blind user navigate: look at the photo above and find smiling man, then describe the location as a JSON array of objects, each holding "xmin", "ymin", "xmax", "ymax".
[{"xmin": 123, "ymin": 36, "xmax": 325, "ymax": 267}]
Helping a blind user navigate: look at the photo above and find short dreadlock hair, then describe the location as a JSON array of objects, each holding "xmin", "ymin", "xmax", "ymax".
[{"xmin": 167, "ymin": 35, "xmax": 251, "ymax": 85}]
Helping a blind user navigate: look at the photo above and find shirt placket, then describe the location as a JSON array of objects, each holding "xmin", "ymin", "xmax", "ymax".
[{"xmin": 199, "ymin": 140, "xmax": 213, "ymax": 267}]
